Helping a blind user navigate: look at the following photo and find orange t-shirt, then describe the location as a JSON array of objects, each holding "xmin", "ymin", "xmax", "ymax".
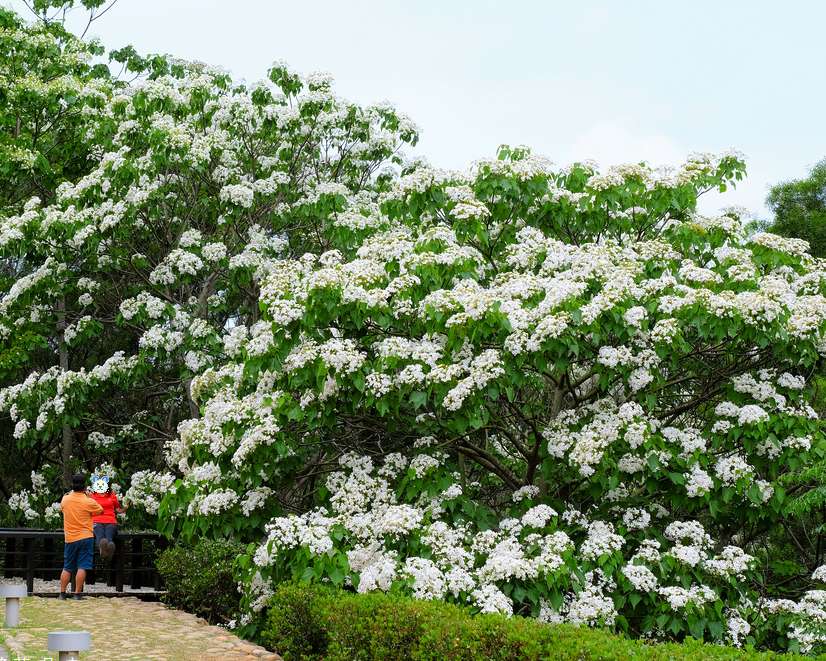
[{"xmin": 61, "ymin": 491, "xmax": 104, "ymax": 543}]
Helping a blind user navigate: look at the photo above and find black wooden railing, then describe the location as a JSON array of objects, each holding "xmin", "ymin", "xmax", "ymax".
[{"xmin": 0, "ymin": 528, "xmax": 168, "ymax": 595}]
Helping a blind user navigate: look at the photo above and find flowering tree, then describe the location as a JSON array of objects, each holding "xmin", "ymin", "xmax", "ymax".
[
  {"xmin": 143, "ymin": 145, "xmax": 826, "ymax": 652},
  {"xmin": 0, "ymin": 8, "xmax": 418, "ymax": 505},
  {"xmin": 0, "ymin": 6, "xmax": 110, "ymax": 210},
  {"xmin": 0, "ymin": 6, "xmax": 114, "ymax": 500}
]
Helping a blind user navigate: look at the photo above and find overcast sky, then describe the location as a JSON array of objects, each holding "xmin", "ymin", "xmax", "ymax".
[{"xmin": 8, "ymin": 0, "xmax": 826, "ymax": 218}]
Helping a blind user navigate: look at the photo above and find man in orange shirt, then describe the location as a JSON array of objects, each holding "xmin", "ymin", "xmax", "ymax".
[{"xmin": 59, "ymin": 473, "xmax": 104, "ymax": 600}]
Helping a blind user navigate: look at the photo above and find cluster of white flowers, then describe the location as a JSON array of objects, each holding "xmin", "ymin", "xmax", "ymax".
[
  {"xmin": 704, "ymin": 546, "xmax": 754, "ymax": 579},
  {"xmin": 580, "ymin": 521, "xmax": 625, "ymax": 561},
  {"xmin": 685, "ymin": 462, "xmax": 714, "ymax": 498},
  {"xmin": 622, "ymin": 564, "xmax": 659, "ymax": 592},
  {"xmin": 715, "ymin": 455, "xmax": 754, "ymax": 487},
  {"xmin": 622, "ymin": 508, "xmax": 651, "ymax": 531},
  {"xmin": 246, "ymin": 455, "xmax": 578, "ymax": 617},
  {"xmin": 539, "ymin": 569, "xmax": 619, "ymax": 627},
  {"xmin": 187, "ymin": 488, "xmax": 240, "ymax": 516},
  {"xmin": 726, "ymin": 611, "xmax": 752, "ymax": 648},
  {"xmin": 512, "ymin": 485, "xmax": 540, "ymax": 502},
  {"xmin": 44, "ymin": 501, "xmax": 62, "ymax": 523},
  {"xmin": 124, "ymin": 471, "xmax": 176, "ymax": 514},
  {"xmin": 87, "ymin": 431, "xmax": 116, "ymax": 449},
  {"xmin": 657, "ymin": 584, "xmax": 717, "ymax": 611},
  {"xmin": 8, "ymin": 489, "xmax": 39, "ymax": 521}
]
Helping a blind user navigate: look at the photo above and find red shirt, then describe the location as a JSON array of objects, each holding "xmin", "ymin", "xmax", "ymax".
[{"xmin": 90, "ymin": 492, "xmax": 120, "ymax": 524}]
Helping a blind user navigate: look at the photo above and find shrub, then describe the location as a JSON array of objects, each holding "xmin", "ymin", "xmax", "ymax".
[
  {"xmin": 263, "ymin": 582, "xmax": 341, "ymax": 661},
  {"xmin": 264, "ymin": 582, "xmax": 813, "ymax": 661},
  {"xmin": 155, "ymin": 537, "xmax": 244, "ymax": 624}
]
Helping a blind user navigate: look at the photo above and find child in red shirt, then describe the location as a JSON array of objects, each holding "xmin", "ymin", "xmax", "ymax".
[{"xmin": 89, "ymin": 476, "xmax": 129, "ymax": 560}]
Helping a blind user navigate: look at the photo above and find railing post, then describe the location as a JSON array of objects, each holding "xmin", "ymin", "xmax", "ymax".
[
  {"xmin": 115, "ymin": 536, "xmax": 124, "ymax": 593},
  {"xmin": 25, "ymin": 537, "xmax": 34, "ymax": 595},
  {"xmin": 87, "ymin": 537, "xmax": 96, "ymax": 586},
  {"xmin": 131, "ymin": 536, "xmax": 143, "ymax": 589},
  {"xmin": 3, "ymin": 536, "xmax": 16, "ymax": 578},
  {"xmin": 44, "ymin": 537, "xmax": 54, "ymax": 584},
  {"xmin": 107, "ymin": 545, "xmax": 116, "ymax": 587},
  {"xmin": 154, "ymin": 535, "xmax": 168, "ymax": 591}
]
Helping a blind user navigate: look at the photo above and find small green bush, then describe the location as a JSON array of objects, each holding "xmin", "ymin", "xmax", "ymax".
[
  {"xmin": 155, "ymin": 537, "xmax": 244, "ymax": 624},
  {"xmin": 264, "ymin": 582, "xmax": 817, "ymax": 661},
  {"xmin": 263, "ymin": 582, "xmax": 342, "ymax": 660}
]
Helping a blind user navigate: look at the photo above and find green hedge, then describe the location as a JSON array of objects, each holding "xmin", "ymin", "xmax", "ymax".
[
  {"xmin": 155, "ymin": 537, "xmax": 244, "ymax": 625},
  {"xmin": 264, "ymin": 583, "xmax": 816, "ymax": 661}
]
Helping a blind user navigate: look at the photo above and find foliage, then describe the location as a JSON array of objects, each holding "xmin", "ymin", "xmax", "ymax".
[
  {"xmin": 765, "ymin": 159, "xmax": 826, "ymax": 259},
  {"xmin": 5, "ymin": 462, "xmax": 64, "ymax": 528},
  {"xmin": 154, "ymin": 537, "xmax": 246, "ymax": 625},
  {"xmin": 263, "ymin": 582, "xmax": 342, "ymax": 660},
  {"xmin": 156, "ymin": 141, "xmax": 826, "ymax": 652},
  {"xmin": 264, "ymin": 581, "xmax": 809, "ymax": 661},
  {"xmin": 0, "ymin": 6, "xmax": 107, "ymax": 212},
  {"xmin": 760, "ymin": 158, "xmax": 826, "ymax": 599},
  {"xmin": 0, "ymin": 1, "xmax": 418, "ymax": 518}
]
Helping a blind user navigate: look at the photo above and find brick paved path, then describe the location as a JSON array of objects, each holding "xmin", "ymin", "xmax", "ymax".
[{"xmin": 0, "ymin": 596, "xmax": 282, "ymax": 661}]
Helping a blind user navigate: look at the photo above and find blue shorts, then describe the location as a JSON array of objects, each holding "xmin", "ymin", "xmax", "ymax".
[{"xmin": 64, "ymin": 537, "xmax": 95, "ymax": 571}]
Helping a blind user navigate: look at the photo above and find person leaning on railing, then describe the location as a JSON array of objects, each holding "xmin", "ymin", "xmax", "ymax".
[
  {"xmin": 59, "ymin": 473, "xmax": 104, "ymax": 600},
  {"xmin": 89, "ymin": 476, "xmax": 130, "ymax": 560}
]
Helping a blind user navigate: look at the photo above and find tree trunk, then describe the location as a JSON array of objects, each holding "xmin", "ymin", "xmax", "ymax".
[
  {"xmin": 58, "ymin": 298, "xmax": 72, "ymax": 490},
  {"xmin": 184, "ymin": 376, "xmax": 200, "ymax": 420}
]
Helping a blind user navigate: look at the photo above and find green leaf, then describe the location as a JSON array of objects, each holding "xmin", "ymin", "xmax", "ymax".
[
  {"xmin": 329, "ymin": 567, "xmax": 345, "ymax": 585},
  {"xmin": 708, "ymin": 620, "xmax": 725, "ymax": 640},
  {"xmin": 353, "ymin": 373, "xmax": 365, "ymax": 392},
  {"xmin": 409, "ymin": 391, "xmax": 427, "ymax": 409},
  {"xmin": 747, "ymin": 482, "xmax": 763, "ymax": 505}
]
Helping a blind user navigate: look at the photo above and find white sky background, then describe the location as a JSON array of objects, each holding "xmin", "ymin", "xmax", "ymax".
[{"xmin": 8, "ymin": 0, "xmax": 826, "ymax": 219}]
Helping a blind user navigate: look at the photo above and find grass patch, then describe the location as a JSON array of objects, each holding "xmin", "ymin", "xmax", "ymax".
[{"xmin": 0, "ymin": 599, "xmax": 50, "ymax": 659}]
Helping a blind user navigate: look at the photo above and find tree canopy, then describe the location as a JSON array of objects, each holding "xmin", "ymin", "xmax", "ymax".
[
  {"xmin": 132, "ymin": 144, "xmax": 826, "ymax": 652},
  {"xmin": 765, "ymin": 159, "xmax": 826, "ymax": 259},
  {"xmin": 0, "ymin": 5, "xmax": 417, "ymax": 501}
]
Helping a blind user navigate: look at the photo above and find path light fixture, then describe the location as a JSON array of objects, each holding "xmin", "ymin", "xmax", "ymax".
[
  {"xmin": 0, "ymin": 584, "xmax": 27, "ymax": 627},
  {"xmin": 47, "ymin": 630, "xmax": 90, "ymax": 661}
]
